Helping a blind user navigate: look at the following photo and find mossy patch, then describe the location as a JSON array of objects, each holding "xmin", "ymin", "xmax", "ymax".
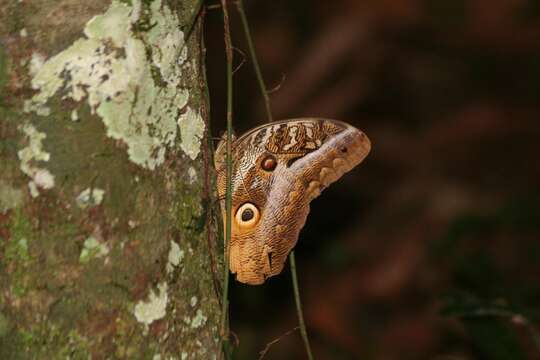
[
  {"xmin": 0, "ymin": 312, "xmax": 11, "ymax": 338},
  {"xmin": 5, "ymin": 209, "xmax": 32, "ymax": 263},
  {"xmin": 4, "ymin": 209, "xmax": 33, "ymax": 296},
  {"xmin": 0, "ymin": 181, "xmax": 24, "ymax": 213},
  {"xmin": 1, "ymin": 325, "xmax": 91, "ymax": 359},
  {"xmin": 0, "ymin": 45, "xmax": 7, "ymax": 108}
]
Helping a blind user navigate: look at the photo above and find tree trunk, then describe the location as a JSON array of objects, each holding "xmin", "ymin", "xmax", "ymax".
[{"xmin": 0, "ymin": 0, "xmax": 222, "ymax": 358}]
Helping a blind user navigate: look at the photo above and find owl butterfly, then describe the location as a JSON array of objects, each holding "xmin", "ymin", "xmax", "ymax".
[{"xmin": 214, "ymin": 118, "xmax": 371, "ymax": 285}]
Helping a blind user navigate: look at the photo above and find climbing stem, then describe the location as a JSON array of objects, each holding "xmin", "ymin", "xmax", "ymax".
[
  {"xmin": 236, "ymin": 2, "xmax": 314, "ymax": 358},
  {"xmin": 236, "ymin": 0, "xmax": 273, "ymax": 122},
  {"xmin": 290, "ymin": 251, "xmax": 314, "ymax": 360},
  {"xmin": 220, "ymin": 0, "xmax": 234, "ymax": 358}
]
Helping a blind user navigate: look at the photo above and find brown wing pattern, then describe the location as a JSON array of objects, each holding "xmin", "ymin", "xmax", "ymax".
[{"xmin": 215, "ymin": 118, "xmax": 371, "ymax": 285}]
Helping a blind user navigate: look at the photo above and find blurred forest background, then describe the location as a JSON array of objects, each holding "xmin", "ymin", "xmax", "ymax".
[{"xmin": 205, "ymin": 1, "xmax": 540, "ymax": 359}]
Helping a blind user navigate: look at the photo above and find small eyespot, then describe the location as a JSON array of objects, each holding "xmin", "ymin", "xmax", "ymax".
[
  {"xmin": 340, "ymin": 146, "xmax": 348, "ymax": 153},
  {"xmin": 235, "ymin": 202, "xmax": 260, "ymax": 229},
  {"xmin": 261, "ymin": 155, "xmax": 277, "ymax": 171}
]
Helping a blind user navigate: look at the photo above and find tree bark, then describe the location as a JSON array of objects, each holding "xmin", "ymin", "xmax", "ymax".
[{"xmin": 0, "ymin": 0, "xmax": 221, "ymax": 358}]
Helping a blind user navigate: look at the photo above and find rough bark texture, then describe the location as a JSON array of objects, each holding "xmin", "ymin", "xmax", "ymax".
[{"xmin": 0, "ymin": 0, "xmax": 221, "ymax": 358}]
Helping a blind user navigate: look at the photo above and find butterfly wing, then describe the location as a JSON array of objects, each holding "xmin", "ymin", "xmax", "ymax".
[{"xmin": 215, "ymin": 118, "xmax": 371, "ymax": 285}]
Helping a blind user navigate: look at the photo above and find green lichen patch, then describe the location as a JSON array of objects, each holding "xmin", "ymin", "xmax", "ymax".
[
  {"xmin": 24, "ymin": 0, "xmax": 194, "ymax": 170},
  {"xmin": 178, "ymin": 106, "xmax": 205, "ymax": 160},
  {"xmin": 70, "ymin": 109, "xmax": 79, "ymax": 122},
  {"xmin": 166, "ymin": 240, "xmax": 184, "ymax": 274},
  {"xmin": 17, "ymin": 124, "xmax": 54, "ymax": 197},
  {"xmin": 79, "ymin": 236, "xmax": 110, "ymax": 263},
  {"xmin": 187, "ymin": 166, "xmax": 197, "ymax": 184},
  {"xmin": 190, "ymin": 309, "xmax": 207, "ymax": 328},
  {"xmin": 84, "ymin": 2, "xmax": 132, "ymax": 47},
  {"xmin": 0, "ymin": 181, "xmax": 24, "ymax": 213},
  {"xmin": 6, "ymin": 237, "xmax": 29, "ymax": 263},
  {"xmin": 28, "ymin": 52, "xmax": 46, "ymax": 78},
  {"xmin": 133, "ymin": 282, "xmax": 168, "ymax": 326},
  {"xmin": 76, "ymin": 187, "xmax": 105, "ymax": 209}
]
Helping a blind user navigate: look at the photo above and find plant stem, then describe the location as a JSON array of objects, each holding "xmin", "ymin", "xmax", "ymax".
[
  {"xmin": 220, "ymin": 0, "xmax": 234, "ymax": 358},
  {"xmin": 236, "ymin": 2, "xmax": 314, "ymax": 358},
  {"xmin": 236, "ymin": 0, "xmax": 273, "ymax": 122},
  {"xmin": 290, "ymin": 251, "xmax": 314, "ymax": 360}
]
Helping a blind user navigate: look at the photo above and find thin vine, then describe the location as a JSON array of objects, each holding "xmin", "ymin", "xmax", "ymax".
[
  {"xmin": 236, "ymin": 0, "xmax": 273, "ymax": 122},
  {"xmin": 235, "ymin": 1, "xmax": 314, "ymax": 358},
  {"xmin": 220, "ymin": 0, "xmax": 234, "ymax": 358}
]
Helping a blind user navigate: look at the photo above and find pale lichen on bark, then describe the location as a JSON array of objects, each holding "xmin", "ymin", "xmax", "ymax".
[
  {"xmin": 24, "ymin": 0, "xmax": 204, "ymax": 170},
  {"xmin": 179, "ymin": 106, "xmax": 205, "ymax": 160},
  {"xmin": 134, "ymin": 282, "xmax": 169, "ymax": 327}
]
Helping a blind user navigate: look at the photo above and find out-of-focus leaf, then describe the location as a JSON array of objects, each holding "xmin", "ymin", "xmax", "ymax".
[
  {"xmin": 431, "ymin": 213, "xmax": 497, "ymax": 260},
  {"xmin": 442, "ymin": 293, "xmax": 517, "ymax": 319},
  {"xmin": 465, "ymin": 318, "xmax": 527, "ymax": 360},
  {"xmin": 452, "ymin": 253, "xmax": 503, "ymax": 298},
  {"xmin": 498, "ymin": 195, "xmax": 540, "ymax": 232},
  {"xmin": 441, "ymin": 293, "xmax": 536, "ymax": 360}
]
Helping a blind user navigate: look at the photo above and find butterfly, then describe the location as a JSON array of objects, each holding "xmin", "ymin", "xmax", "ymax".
[{"xmin": 214, "ymin": 118, "xmax": 371, "ymax": 285}]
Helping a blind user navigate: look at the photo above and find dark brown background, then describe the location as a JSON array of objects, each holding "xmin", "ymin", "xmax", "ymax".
[{"xmin": 205, "ymin": 1, "xmax": 540, "ymax": 359}]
